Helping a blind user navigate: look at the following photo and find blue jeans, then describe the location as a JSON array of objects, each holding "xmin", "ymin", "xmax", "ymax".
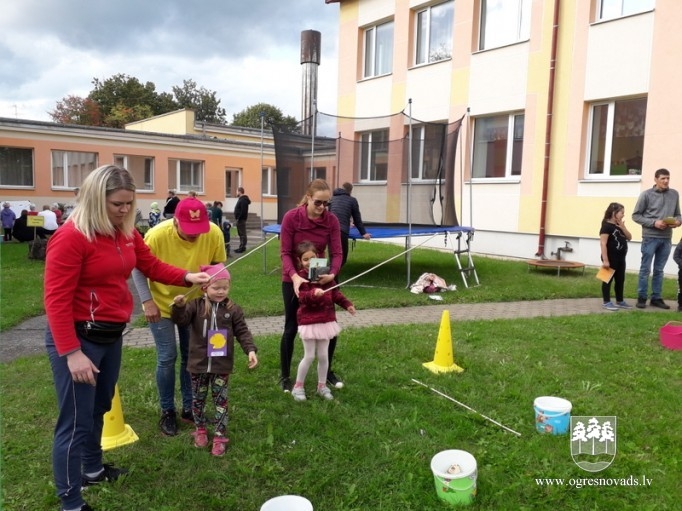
[
  {"xmin": 637, "ymin": 237, "xmax": 672, "ymax": 300},
  {"xmin": 149, "ymin": 318, "xmax": 192, "ymax": 412},
  {"xmin": 46, "ymin": 327, "xmax": 121, "ymax": 510}
]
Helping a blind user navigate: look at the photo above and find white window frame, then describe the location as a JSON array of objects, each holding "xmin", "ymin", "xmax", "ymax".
[
  {"xmin": 411, "ymin": 123, "xmax": 446, "ymax": 181},
  {"xmin": 261, "ymin": 166, "xmax": 277, "ymax": 196},
  {"xmin": 359, "ymin": 129, "xmax": 389, "ymax": 182},
  {"xmin": 114, "ymin": 154, "xmax": 154, "ymax": 191},
  {"xmin": 597, "ymin": 0, "xmax": 655, "ymax": 22},
  {"xmin": 585, "ymin": 97, "xmax": 647, "ymax": 178},
  {"xmin": 51, "ymin": 150, "xmax": 98, "ymax": 189},
  {"xmin": 415, "ymin": 0, "xmax": 454, "ymax": 65},
  {"xmin": 363, "ymin": 20, "xmax": 394, "ymax": 78},
  {"xmin": 169, "ymin": 159, "xmax": 204, "ymax": 194},
  {"xmin": 0, "ymin": 146, "xmax": 34, "ymax": 188},
  {"xmin": 479, "ymin": 0, "xmax": 531, "ymax": 51},
  {"xmin": 472, "ymin": 113, "xmax": 524, "ymax": 180}
]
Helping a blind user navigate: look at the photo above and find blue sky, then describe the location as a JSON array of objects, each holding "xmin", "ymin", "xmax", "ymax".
[{"xmin": 0, "ymin": 0, "xmax": 339, "ymax": 123}]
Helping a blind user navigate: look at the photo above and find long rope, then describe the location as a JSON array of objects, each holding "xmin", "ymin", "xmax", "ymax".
[
  {"xmin": 323, "ymin": 234, "xmax": 440, "ymax": 293},
  {"xmin": 411, "ymin": 379, "xmax": 522, "ymax": 437},
  {"xmin": 173, "ymin": 235, "xmax": 278, "ymax": 304}
]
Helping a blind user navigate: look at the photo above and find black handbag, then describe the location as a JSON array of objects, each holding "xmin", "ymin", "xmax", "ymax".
[{"xmin": 75, "ymin": 321, "xmax": 127, "ymax": 344}]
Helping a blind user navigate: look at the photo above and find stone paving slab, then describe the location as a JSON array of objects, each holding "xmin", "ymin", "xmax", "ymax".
[{"xmin": 3, "ymin": 298, "xmax": 657, "ymax": 362}]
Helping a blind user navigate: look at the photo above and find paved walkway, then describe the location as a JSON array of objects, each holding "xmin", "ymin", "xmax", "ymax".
[{"xmin": 1, "ymin": 298, "xmax": 656, "ymax": 363}]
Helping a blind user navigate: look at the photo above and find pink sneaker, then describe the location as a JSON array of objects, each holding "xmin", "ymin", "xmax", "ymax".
[
  {"xmin": 191, "ymin": 428, "xmax": 208, "ymax": 448},
  {"xmin": 211, "ymin": 435, "xmax": 229, "ymax": 456}
]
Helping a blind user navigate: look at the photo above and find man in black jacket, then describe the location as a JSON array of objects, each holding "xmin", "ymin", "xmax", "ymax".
[
  {"xmin": 163, "ymin": 190, "xmax": 180, "ymax": 219},
  {"xmin": 234, "ymin": 187, "xmax": 251, "ymax": 253},
  {"xmin": 329, "ymin": 182, "xmax": 371, "ymax": 266}
]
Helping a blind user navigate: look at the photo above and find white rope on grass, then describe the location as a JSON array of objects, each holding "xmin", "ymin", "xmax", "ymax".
[{"xmin": 411, "ymin": 379, "xmax": 522, "ymax": 437}]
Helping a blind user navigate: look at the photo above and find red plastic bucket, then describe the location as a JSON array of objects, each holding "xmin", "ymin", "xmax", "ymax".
[{"xmin": 659, "ymin": 322, "xmax": 682, "ymax": 350}]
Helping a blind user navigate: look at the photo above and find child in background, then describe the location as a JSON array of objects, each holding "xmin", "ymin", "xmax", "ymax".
[
  {"xmin": 599, "ymin": 202, "xmax": 632, "ymax": 311},
  {"xmin": 148, "ymin": 202, "xmax": 162, "ymax": 228},
  {"xmin": 222, "ymin": 219, "xmax": 232, "ymax": 256},
  {"xmin": 171, "ymin": 264, "xmax": 258, "ymax": 456},
  {"xmin": 672, "ymin": 238, "xmax": 682, "ymax": 312},
  {"xmin": 292, "ymin": 241, "xmax": 356, "ymax": 402}
]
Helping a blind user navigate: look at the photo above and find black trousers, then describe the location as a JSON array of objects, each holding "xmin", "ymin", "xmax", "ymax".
[
  {"xmin": 279, "ymin": 281, "xmax": 337, "ymax": 379},
  {"xmin": 601, "ymin": 252, "xmax": 627, "ymax": 303},
  {"xmin": 236, "ymin": 219, "xmax": 247, "ymax": 249}
]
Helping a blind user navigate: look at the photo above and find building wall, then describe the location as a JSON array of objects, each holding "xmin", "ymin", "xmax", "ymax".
[
  {"xmin": 0, "ymin": 116, "xmax": 279, "ymax": 222},
  {"xmin": 333, "ymin": 0, "xmax": 682, "ymax": 274}
]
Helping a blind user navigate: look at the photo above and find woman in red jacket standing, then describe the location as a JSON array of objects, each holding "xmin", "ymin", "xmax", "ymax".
[{"xmin": 45, "ymin": 165, "xmax": 210, "ymax": 511}]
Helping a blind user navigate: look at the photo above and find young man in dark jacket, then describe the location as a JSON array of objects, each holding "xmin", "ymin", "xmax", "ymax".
[
  {"xmin": 329, "ymin": 182, "xmax": 371, "ymax": 266},
  {"xmin": 233, "ymin": 187, "xmax": 251, "ymax": 253}
]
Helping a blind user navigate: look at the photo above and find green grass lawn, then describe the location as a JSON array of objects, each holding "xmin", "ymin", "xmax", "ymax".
[
  {"xmin": 2, "ymin": 314, "xmax": 680, "ymax": 510},
  {"xmin": 1, "ymin": 238, "xmax": 681, "ymax": 510}
]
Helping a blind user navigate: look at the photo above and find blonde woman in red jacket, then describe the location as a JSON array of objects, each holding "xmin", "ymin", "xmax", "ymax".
[{"xmin": 44, "ymin": 165, "xmax": 210, "ymax": 511}]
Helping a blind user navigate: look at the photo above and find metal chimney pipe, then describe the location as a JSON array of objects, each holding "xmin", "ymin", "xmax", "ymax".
[{"xmin": 300, "ymin": 30, "xmax": 320, "ymax": 136}]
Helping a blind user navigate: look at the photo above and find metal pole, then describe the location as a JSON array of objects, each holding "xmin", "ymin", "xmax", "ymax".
[
  {"xmin": 260, "ymin": 111, "xmax": 266, "ymax": 273},
  {"xmin": 311, "ymin": 100, "xmax": 316, "ymax": 180},
  {"xmin": 406, "ymin": 99, "xmax": 413, "ymax": 288}
]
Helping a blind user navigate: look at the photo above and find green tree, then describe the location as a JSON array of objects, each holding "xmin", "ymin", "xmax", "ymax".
[
  {"xmin": 172, "ymin": 79, "xmax": 227, "ymax": 124},
  {"xmin": 231, "ymin": 102, "xmax": 298, "ymax": 131},
  {"xmin": 88, "ymin": 74, "xmax": 169, "ymax": 128}
]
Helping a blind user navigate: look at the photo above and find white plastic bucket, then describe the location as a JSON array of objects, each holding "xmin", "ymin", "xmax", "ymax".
[
  {"xmin": 430, "ymin": 449, "xmax": 477, "ymax": 506},
  {"xmin": 534, "ymin": 396, "xmax": 572, "ymax": 435},
  {"xmin": 260, "ymin": 495, "xmax": 313, "ymax": 511}
]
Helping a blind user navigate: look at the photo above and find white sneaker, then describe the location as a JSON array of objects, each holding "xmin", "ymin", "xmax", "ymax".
[
  {"xmin": 292, "ymin": 386, "xmax": 306, "ymax": 402},
  {"xmin": 316, "ymin": 386, "xmax": 334, "ymax": 400}
]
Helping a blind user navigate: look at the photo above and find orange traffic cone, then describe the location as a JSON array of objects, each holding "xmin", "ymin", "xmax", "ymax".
[
  {"xmin": 101, "ymin": 385, "xmax": 139, "ymax": 451},
  {"xmin": 423, "ymin": 310, "xmax": 464, "ymax": 374}
]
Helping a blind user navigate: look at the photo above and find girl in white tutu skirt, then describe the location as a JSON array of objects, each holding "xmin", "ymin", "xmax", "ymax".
[{"xmin": 292, "ymin": 241, "xmax": 356, "ymax": 401}]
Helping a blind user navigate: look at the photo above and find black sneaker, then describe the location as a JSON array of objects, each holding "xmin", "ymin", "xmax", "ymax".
[
  {"xmin": 636, "ymin": 297, "xmax": 647, "ymax": 309},
  {"xmin": 650, "ymin": 299, "xmax": 671, "ymax": 310},
  {"xmin": 279, "ymin": 376, "xmax": 292, "ymax": 393},
  {"xmin": 82, "ymin": 463, "xmax": 128, "ymax": 487},
  {"xmin": 180, "ymin": 409, "xmax": 194, "ymax": 424},
  {"xmin": 159, "ymin": 409, "xmax": 178, "ymax": 436},
  {"xmin": 327, "ymin": 371, "xmax": 344, "ymax": 389}
]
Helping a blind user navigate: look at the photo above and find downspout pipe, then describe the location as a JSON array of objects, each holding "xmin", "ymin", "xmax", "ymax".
[{"xmin": 536, "ymin": 0, "xmax": 561, "ymax": 258}]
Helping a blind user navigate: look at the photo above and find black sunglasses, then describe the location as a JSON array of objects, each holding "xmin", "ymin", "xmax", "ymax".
[{"xmin": 312, "ymin": 199, "xmax": 329, "ymax": 207}]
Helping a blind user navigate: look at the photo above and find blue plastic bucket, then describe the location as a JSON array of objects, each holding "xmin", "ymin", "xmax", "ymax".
[
  {"xmin": 534, "ymin": 396, "xmax": 572, "ymax": 435},
  {"xmin": 430, "ymin": 449, "xmax": 477, "ymax": 506}
]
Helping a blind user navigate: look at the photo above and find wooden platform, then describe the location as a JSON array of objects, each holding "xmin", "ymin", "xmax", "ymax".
[{"xmin": 527, "ymin": 259, "xmax": 585, "ymax": 276}]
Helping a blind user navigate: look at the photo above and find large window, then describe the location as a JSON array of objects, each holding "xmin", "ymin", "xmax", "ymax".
[
  {"xmin": 587, "ymin": 97, "xmax": 647, "ymax": 177},
  {"xmin": 364, "ymin": 21, "xmax": 394, "ymax": 78},
  {"xmin": 598, "ymin": 0, "xmax": 655, "ymax": 21},
  {"xmin": 472, "ymin": 113, "xmax": 524, "ymax": 179},
  {"xmin": 52, "ymin": 150, "xmax": 97, "ymax": 189},
  {"xmin": 114, "ymin": 154, "xmax": 154, "ymax": 191},
  {"xmin": 261, "ymin": 167, "xmax": 277, "ymax": 196},
  {"xmin": 415, "ymin": 1, "xmax": 454, "ymax": 65},
  {"xmin": 360, "ymin": 130, "xmax": 389, "ymax": 182},
  {"xmin": 411, "ymin": 123, "xmax": 446, "ymax": 180},
  {"xmin": 0, "ymin": 147, "xmax": 34, "ymax": 187},
  {"xmin": 168, "ymin": 159, "xmax": 204, "ymax": 194},
  {"xmin": 479, "ymin": 0, "xmax": 531, "ymax": 50}
]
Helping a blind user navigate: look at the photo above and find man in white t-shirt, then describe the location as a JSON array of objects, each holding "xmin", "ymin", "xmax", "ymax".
[{"xmin": 38, "ymin": 204, "xmax": 59, "ymax": 234}]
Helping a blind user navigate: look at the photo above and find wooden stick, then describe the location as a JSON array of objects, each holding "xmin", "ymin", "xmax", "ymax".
[{"xmin": 411, "ymin": 379, "xmax": 522, "ymax": 436}]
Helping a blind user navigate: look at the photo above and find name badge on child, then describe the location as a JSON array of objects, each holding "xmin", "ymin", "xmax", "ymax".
[{"xmin": 207, "ymin": 329, "xmax": 228, "ymax": 357}]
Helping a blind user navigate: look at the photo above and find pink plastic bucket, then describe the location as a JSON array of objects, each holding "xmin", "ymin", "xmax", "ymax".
[{"xmin": 659, "ymin": 322, "xmax": 682, "ymax": 350}]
